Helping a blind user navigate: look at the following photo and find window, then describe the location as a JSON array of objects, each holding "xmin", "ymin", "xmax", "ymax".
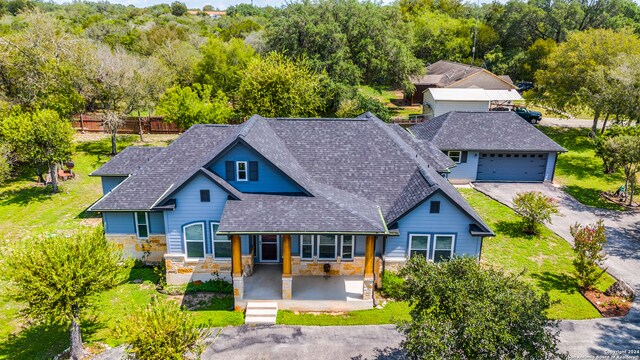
[
  {"xmin": 236, "ymin": 161, "xmax": 248, "ymax": 181},
  {"xmin": 430, "ymin": 201, "xmax": 440, "ymax": 214},
  {"xmin": 409, "ymin": 234, "xmax": 430, "ymax": 259},
  {"xmin": 183, "ymin": 223, "xmax": 205, "ymax": 259},
  {"xmin": 317, "ymin": 235, "xmax": 337, "ymax": 260},
  {"xmin": 447, "ymin": 151, "xmax": 461, "ymax": 163},
  {"xmin": 135, "ymin": 212, "xmax": 148, "ymax": 239},
  {"xmin": 300, "ymin": 235, "xmax": 314, "ymax": 260},
  {"xmin": 200, "ymin": 189, "xmax": 210, "ymax": 202},
  {"xmin": 433, "ymin": 235, "xmax": 455, "ymax": 262},
  {"xmin": 211, "ymin": 223, "xmax": 230, "ymax": 259},
  {"xmin": 341, "ymin": 235, "xmax": 353, "ymax": 260}
]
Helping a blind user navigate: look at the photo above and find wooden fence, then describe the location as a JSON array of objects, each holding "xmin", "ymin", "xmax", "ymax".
[{"xmin": 71, "ymin": 114, "xmax": 182, "ymax": 134}]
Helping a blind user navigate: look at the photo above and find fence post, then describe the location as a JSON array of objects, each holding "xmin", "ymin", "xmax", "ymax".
[{"xmin": 79, "ymin": 114, "xmax": 85, "ymax": 133}]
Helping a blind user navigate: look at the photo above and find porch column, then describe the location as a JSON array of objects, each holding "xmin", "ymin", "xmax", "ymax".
[
  {"xmin": 363, "ymin": 235, "xmax": 375, "ymax": 300},
  {"xmin": 231, "ymin": 234, "xmax": 244, "ymax": 304},
  {"xmin": 282, "ymin": 234, "xmax": 292, "ymax": 300}
]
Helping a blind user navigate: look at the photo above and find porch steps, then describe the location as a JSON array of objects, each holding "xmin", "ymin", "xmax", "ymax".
[{"xmin": 245, "ymin": 302, "xmax": 278, "ymax": 325}]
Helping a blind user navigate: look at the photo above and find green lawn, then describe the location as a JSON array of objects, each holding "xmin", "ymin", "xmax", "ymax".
[
  {"xmin": 277, "ymin": 301, "xmax": 410, "ymax": 325},
  {"xmin": 358, "ymin": 85, "xmax": 422, "ymax": 118},
  {"xmin": 538, "ymin": 126, "xmax": 626, "ymax": 210},
  {"xmin": 461, "ymin": 188, "xmax": 615, "ymax": 319}
]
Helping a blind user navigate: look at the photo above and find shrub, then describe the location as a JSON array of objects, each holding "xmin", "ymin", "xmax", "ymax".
[
  {"xmin": 398, "ymin": 256, "xmax": 565, "ymax": 359},
  {"xmin": 512, "ymin": 191, "xmax": 560, "ymax": 235},
  {"xmin": 381, "ymin": 271, "xmax": 405, "ymax": 299},
  {"xmin": 118, "ymin": 297, "xmax": 211, "ymax": 360},
  {"xmin": 571, "ymin": 220, "xmax": 608, "ymax": 290}
]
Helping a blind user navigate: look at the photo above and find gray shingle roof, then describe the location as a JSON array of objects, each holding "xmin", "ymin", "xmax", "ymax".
[
  {"xmin": 410, "ymin": 111, "xmax": 566, "ymax": 152},
  {"xmin": 388, "ymin": 123, "xmax": 454, "ymax": 172},
  {"xmin": 91, "ymin": 113, "xmax": 492, "ymax": 235},
  {"xmin": 411, "ymin": 60, "xmax": 515, "ymax": 89},
  {"xmin": 90, "ymin": 147, "xmax": 164, "ymax": 176}
]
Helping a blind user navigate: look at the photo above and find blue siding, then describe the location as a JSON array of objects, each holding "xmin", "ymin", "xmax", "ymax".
[
  {"xmin": 291, "ymin": 235, "xmax": 300, "ymax": 256},
  {"xmin": 446, "ymin": 151, "xmax": 479, "ymax": 182},
  {"xmin": 241, "ymin": 235, "xmax": 250, "ymax": 255},
  {"xmin": 165, "ymin": 174, "xmax": 229, "ymax": 254},
  {"xmin": 101, "ymin": 176, "xmax": 127, "ymax": 194},
  {"xmin": 104, "ymin": 212, "xmax": 135, "ymax": 234},
  {"xmin": 149, "ymin": 212, "xmax": 165, "ymax": 234},
  {"xmin": 386, "ymin": 192, "xmax": 482, "ymax": 260},
  {"xmin": 210, "ymin": 143, "xmax": 304, "ymax": 193},
  {"xmin": 354, "ymin": 235, "xmax": 365, "ymax": 256}
]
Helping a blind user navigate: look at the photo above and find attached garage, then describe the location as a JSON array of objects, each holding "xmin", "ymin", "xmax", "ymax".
[
  {"xmin": 477, "ymin": 153, "xmax": 548, "ymax": 182},
  {"xmin": 409, "ymin": 111, "xmax": 566, "ymax": 183}
]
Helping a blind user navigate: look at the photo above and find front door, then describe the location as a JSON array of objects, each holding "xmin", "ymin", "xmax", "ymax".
[{"xmin": 260, "ymin": 235, "xmax": 279, "ymax": 262}]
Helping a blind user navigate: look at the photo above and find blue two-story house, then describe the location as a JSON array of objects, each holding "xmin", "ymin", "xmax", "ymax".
[{"xmin": 90, "ymin": 113, "xmax": 494, "ymax": 310}]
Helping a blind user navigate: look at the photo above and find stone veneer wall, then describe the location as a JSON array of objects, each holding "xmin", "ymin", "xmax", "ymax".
[
  {"xmin": 164, "ymin": 254, "xmax": 255, "ymax": 285},
  {"xmin": 106, "ymin": 234, "xmax": 166, "ymax": 263},
  {"xmin": 291, "ymin": 256, "xmax": 382, "ymax": 281}
]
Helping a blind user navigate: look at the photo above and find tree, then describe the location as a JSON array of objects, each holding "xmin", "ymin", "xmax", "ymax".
[
  {"xmin": 603, "ymin": 135, "xmax": 640, "ymax": 204},
  {"xmin": 196, "ymin": 37, "xmax": 257, "ymax": 102},
  {"xmin": 571, "ymin": 220, "xmax": 608, "ymax": 290},
  {"xmin": 103, "ymin": 111, "xmax": 125, "ymax": 156},
  {"xmin": 0, "ymin": 142, "xmax": 13, "ymax": 184},
  {"xmin": 398, "ymin": 256, "xmax": 565, "ymax": 360},
  {"xmin": 170, "ymin": 1, "xmax": 187, "ymax": 16},
  {"xmin": 236, "ymin": 52, "xmax": 327, "ymax": 118},
  {"xmin": 2, "ymin": 227, "xmax": 132, "ymax": 359},
  {"xmin": 535, "ymin": 29, "xmax": 640, "ymax": 130},
  {"xmin": 117, "ymin": 297, "xmax": 211, "ymax": 359},
  {"xmin": 156, "ymin": 84, "xmax": 234, "ymax": 129},
  {"xmin": 512, "ymin": 191, "xmax": 560, "ymax": 235},
  {"xmin": 1, "ymin": 109, "xmax": 73, "ymax": 192}
]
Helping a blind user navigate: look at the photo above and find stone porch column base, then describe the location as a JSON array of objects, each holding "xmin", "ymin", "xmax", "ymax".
[
  {"xmin": 282, "ymin": 276, "xmax": 292, "ymax": 300},
  {"xmin": 363, "ymin": 276, "xmax": 374, "ymax": 300},
  {"xmin": 233, "ymin": 276, "xmax": 244, "ymax": 309}
]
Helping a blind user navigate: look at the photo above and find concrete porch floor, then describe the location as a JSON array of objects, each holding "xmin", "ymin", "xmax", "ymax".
[{"xmin": 240, "ymin": 264, "xmax": 372, "ymax": 311}]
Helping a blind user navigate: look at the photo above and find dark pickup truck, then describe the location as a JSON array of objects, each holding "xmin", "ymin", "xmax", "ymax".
[{"xmin": 514, "ymin": 107, "xmax": 542, "ymax": 124}]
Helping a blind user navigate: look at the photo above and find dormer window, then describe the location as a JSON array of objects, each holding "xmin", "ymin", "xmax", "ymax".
[{"xmin": 236, "ymin": 161, "xmax": 248, "ymax": 181}]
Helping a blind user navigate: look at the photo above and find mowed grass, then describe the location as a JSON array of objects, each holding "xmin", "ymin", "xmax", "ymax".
[
  {"xmin": 277, "ymin": 301, "xmax": 410, "ymax": 325},
  {"xmin": 538, "ymin": 127, "xmax": 626, "ymax": 210},
  {"xmin": 460, "ymin": 188, "xmax": 615, "ymax": 319},
  {"xmin": 0, "ymin": 134, "xmax": 247, "ymax": 360}
]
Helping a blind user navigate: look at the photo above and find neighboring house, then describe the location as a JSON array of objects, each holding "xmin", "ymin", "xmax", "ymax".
[
  {"xmin": 407, "ymin": 60, "xmax": 517, "ymax": 104},
  {"xmin": 423, "ymin": 88, "xmax": 523, "ymax": 119},
  {"xmin": 89, "ymin": 113, "xmax": 493, "ymax": 310},
  {"xmin": 410, "ymin": 111, "xmax": 566, "ymax": 183}
]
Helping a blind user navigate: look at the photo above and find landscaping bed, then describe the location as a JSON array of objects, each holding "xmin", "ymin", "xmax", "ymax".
[{"xmin": 582, "ymin": 290, "xmax": 632, "ymax": 317}]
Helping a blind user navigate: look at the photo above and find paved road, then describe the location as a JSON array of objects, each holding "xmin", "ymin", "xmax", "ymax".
[
  {"xmin": 203, "ymin": 325, "xmax": 405, "ymax": 359},
  {"xmin": 539, "ymin": 117, "xmax": 601, "ymax": 129},
  {"xmin": 474, "ymin": 182, "xmax": 640, "ymax": 358}
]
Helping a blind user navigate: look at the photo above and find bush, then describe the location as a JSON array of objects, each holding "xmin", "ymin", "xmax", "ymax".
[
  {"xmin": 398, "ymin": 256, "xmax": 565, "ymax": 359},
  {"xmin": 381, "ymin": 271, "xmax": 405, "ymax": 299},
  {"xmin": 571, "ymin": 220, "xmax": 608, "ymax": 290},
  {"xmin": 118, "ymin": 297, "xmax": 210, "ymax": 360},
  {"xmin": 513, "ymin": 191, "xmax": 560, "ymax": 235}
]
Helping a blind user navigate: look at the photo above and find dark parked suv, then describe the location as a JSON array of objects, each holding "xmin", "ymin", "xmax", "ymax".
[{"xmin": 514, "ymin": 107, "xmax": 542, "ymax": 124}]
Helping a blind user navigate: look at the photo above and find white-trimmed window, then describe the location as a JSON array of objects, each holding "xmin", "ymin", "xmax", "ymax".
[
  {"xmin": 184, "ymin": 222, "xmax": 205, "ymax": 259},
  {"xmin": 211, "ymin": 223, "xmax": 231, "ymax": 259},
  {"xmin": 447, "ymin": 151, "xmax": 461, "ymax": 163},
  {"xmin": 236, "ymin": 161, "xmax": 248, "ymax": 181},
  {"xmin": 341, "ymin": 235, "xmax": 354, "ymax": 260},
  {"xmin": 135, "ymin": 212, "xmax": 149, "ymax": 239},
  {"xmin": 317, "ymin": 235, "xmax": 337, "ymax": 260},
  {"xmin": 300, "ymin": 235, "xmax": 314, "ymax": 260},
  {"xmin": 409, "ymin": 234, "xmax": 430, "ymax": 259},
  {"xmin": 433, "ymin": 235, "xmax": 455, "ymax": 262}
]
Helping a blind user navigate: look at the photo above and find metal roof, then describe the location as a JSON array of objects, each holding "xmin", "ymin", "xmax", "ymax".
[{"xmin": 424, "ymin": 88, "xmax": 523, "ymax": 102}]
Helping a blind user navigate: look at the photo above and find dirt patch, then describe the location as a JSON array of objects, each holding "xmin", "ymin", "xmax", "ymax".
[
  {"xmin": 601, "ymin": 192, "xmax": 640, "ymax": 211},
  {"xmin": 167, "ymin": 292, "xmax": 228, "ymax": 310},
  {"xmin": 582, "ymin": 289, "xmax": 632, "ymax": 317}
]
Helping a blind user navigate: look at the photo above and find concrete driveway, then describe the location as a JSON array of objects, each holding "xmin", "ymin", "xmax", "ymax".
[
  {"xmin": 202, "ymin": 325, "xmax": 405, "ymax": 359},
  {"xmin": 473, "ymin": 182, "xmax": 640, "ymax": 357}
]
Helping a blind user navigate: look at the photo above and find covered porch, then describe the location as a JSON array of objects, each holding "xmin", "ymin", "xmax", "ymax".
[{"xmin": 229, "ymin": 234, "xmax": 377, "ymax": 311}]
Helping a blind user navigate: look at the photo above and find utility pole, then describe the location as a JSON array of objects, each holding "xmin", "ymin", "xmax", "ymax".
[{"xmin": 472, "ymin": 0, "xmax": 479, "ymax": 63}]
